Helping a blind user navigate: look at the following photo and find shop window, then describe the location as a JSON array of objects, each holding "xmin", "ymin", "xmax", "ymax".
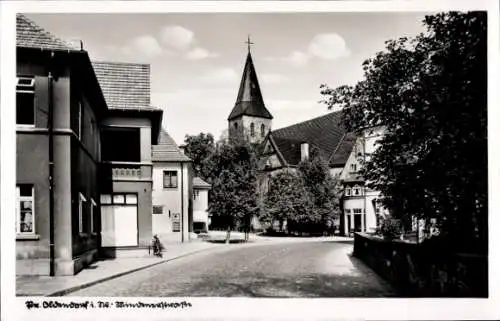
[
  {"xmin": 16, "ymin": 184, "xmax": 35, "ymax": 234},
  {"xmin": 153, "ymin": 205, "xmax": 164, "ymax": 215}
]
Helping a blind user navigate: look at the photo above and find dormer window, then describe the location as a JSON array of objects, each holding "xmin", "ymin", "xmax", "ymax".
[
  {"xmin": 16, "ymin": 76, "xmax": 35, "ymax": 126},
  {"xmin": 345, "ymin": 188, "xmax": 351, "ymax": 196},
  {"xmin": 353, "ymin": 186, "xmax": 362, "ymax": 196}
]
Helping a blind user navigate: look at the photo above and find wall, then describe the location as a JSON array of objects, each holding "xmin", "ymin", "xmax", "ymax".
[
  {"xmin": 152, "ymin": 162, "xmax": 183, "ymax": 243},
  {"xmin": 193, "ymin": 189, "xmax": 209, "ymax": 224},
  {"xmin": 353, "ymin": 233, "xmax": 488, "ymax": 297},
  {"xmin": 16, "ymin": 59, "xmax": 75, "ymax": 275},
  {"xmin": 228, "ymin": 115, "xmax": 272, "ymax": 144},
  {"xmin": 70, "ymin": 87, "xmax": 100, "ymax": 258}
]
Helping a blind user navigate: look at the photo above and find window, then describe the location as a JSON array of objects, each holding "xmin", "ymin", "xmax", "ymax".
[
  {"xmin": 101, "ymin": 194, "xmax": 138, "ymax": 205},
  {"xmin": 16, "ymin": 184, "xmax": 35, "ymax": 234},
  {"xmin": 250, "ymin": 123, "xmax": 255, "ymax": 137},
  {"xmin": 350, "ymin": 164, "xmax": 357, "ymax": 172},
  {"xmin": 153, "ymin": 205, "xmax": 164, "ymax": 215},
  {"xmin": 78, "ymin": 193, "xmax": 87, "ymax": 234},
  {"xmin": 353, "ymin": 186, "xmax": 361, "ymax": 196},
  {"xmin": 353, "ymin": 208, "xmax": 363, "ymax": 214},
  {"xmin": 16, "ymin": 77, "xmax": 35, "ymax": 126},
  {"xmin": 345, "ymin": 188, "xmax": 351, "ymax": 196},
  {"xmin": 90, "ymin": 198, "xmax": 97, "ymax": 233},
  {"xmin": 344, "ymin": 209, "xmax": 351, "ymax": 215},
  {"xmin": 163, "ymin": 171, "xmax": 178, "ymax": 188},
  {"xmin": 234, "ymin": 122, "xmax": 238, "ymax": 129},
  {"xmin": 193, "ymin": 190, "xmax": 200, "ymax": 200},
  {"xmin": 261, "ymin": 124, "xmax": 265, "ymax": 137}
]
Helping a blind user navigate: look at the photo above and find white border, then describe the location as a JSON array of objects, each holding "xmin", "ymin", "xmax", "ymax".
[{"xmin": 2, "ymin": 1, "xmax": 499, "ymax": 321}]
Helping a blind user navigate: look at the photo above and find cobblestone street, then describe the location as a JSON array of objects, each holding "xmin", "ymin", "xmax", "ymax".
[{"xmin": 69, "ymin": 240, "xmax": 397, "ymax": 297}]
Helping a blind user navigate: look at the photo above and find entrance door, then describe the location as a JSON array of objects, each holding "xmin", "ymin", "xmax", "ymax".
[
  {"xmin": 101, "ymin": 205, "xmax": 138, "ymax": 247},
  {"xmin": 354, "ymin": 214, "xmax": 362, "ymax": 232}
]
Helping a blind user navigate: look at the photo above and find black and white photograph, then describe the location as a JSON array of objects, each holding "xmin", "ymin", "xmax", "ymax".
[{"xmin": 1, "ymin": 1, "xmax": 499, "ymax": 320}]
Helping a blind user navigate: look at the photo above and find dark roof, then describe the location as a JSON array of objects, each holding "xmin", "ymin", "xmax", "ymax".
[
  {"xmin": 16, "ymin": 14, "xmax": 80, "ymax": 51},
  {"xmin": 152, "ymin": 129, "xmax": 191, "ymax": 162},
  {"xmin": 269, "ymin": 110, "xmax": 354, "ymax": 167},
  {"xmin": 193, "ymin": 177, "xmax": 211, "ymax": 189},
  {"xmin": 228, "ymin": 52, "xmax": 273, "ymax": 120},
  {"xmin": 92, "ymin": 61, "xmax": 155, "ymax": 110}
]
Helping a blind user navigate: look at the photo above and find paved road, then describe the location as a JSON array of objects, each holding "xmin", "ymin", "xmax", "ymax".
[{"xmin": 69, "ymin": 240, "xmax": 397, "ymax": 297}]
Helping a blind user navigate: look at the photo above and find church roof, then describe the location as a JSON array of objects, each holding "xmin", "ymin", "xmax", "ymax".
[
  {"xmin": 16, "ymin": 14, "xmax": 80, "ymax": 51},
  {"xmin": 228, "ymin": 52, "xmax": 273, "ymax": 120},
  {"xmin": 152, "ymin": 129, "xmax": 192, "ymax": 162},
  {"xmin": 269, "ymin": 110, "xmax": 354, "ymax": 167},
  {"xmin": 92, "ymin": 61, "xmax": 157, "ymax": 111}
]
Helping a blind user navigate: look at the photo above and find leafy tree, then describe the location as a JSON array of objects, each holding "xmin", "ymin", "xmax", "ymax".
[
  {"xmin": 298, "ymin": 155, "xmax": 343, "ymax": 234},
  {"xmin": 183, "ymin": 133, "xmax": 216, "ymax": 182},
  {"xmin": 208, "ymin": 140, "xmax": 260, "ymax": 243},
  {"xmin": 263, "ymin": 171, "xmax": 313, "ymax": 233},
  {"xmin": 320, "ymin": 12, "xmax": 487, "ymax": 251}
]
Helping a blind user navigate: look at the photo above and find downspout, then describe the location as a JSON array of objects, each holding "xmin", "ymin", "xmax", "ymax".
[
  {"xmin": 48, "ymin": 51, "xmax": 55, "ymax": 276},
  {"xmin": 181, "ymin": 162, "xmax": 184, "ymax": 243}
]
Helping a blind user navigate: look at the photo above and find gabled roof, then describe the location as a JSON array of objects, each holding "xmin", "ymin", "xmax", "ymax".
[
  {"xmin": 228, "ymin": 52, "xmax": 273, "ymax": 120},
  {"xmin": 16, "ymin": 14, "xmax": 80, "ymax": 51},
  {"xmin": 92, "ymin": 61, "xmax": 155, "ymax": 111},
  {"xmin": 193, "ymin": 177, "xmax": 211, "ymax": 189},
  {"xmin": 268, "ymin": 110, "xmax": 354, "ymax": 167},
  {"xmin": 152, "ymin": 129, "xmax": 191, "ymax": 162}
]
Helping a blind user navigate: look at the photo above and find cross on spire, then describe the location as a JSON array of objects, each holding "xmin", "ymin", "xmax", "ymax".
[{"xmin": 245, "ymin": 35, "xmax": 254, "ymax": 53}]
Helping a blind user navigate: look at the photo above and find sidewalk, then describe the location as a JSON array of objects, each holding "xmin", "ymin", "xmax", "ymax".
[{"xmin": 16, "ymin": 241, "xmax": 221, "ymax": 297}]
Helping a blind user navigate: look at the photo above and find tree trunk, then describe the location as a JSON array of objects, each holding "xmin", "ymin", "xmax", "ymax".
[{"xmin": 225, "ymin": 225, "xmax": 231, "ymax": 244}]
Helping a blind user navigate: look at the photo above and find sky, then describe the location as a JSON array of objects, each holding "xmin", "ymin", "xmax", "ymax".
[{"xmin": 26, "ymin": 12, "xmax": 430, "ymax": 144}]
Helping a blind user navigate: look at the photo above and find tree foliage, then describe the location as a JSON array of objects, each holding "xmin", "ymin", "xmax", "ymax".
[
  {"xmin": 183, "ymin": 133, "xmax": 216, "ymax": 182},
  {"xmin": 208, "ymin": 140, "xmax": 260, "ymax": 242},
  {"xmin": 320, "ymin": 12, "xmax": 487, "ymax": 251},
  {"xmin": 298, "ymin": 155, "xmax": 343, "ymax": 231}
]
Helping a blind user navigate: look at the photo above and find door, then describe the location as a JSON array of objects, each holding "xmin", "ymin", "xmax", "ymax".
[
  {"xmin": 354, "ymin": 214, "xmax": 362, "ymax": 232},
  {"xmin": 101, "ymin": 205, "xmax": 138, "ymax": 247}
]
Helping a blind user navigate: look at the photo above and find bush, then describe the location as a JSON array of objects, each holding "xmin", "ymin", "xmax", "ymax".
[{"xmin": 380, "ymin": 217, "xmax": 401, "ymax": 240}]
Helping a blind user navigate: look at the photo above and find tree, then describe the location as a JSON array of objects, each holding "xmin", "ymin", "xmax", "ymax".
[
  {"xmin": 208, "ymin": 140, "xmax": 260, "ymax": 243},
  {"xmin": 263, "ymin": 171, "xmax": 313, "ymax": 234},
  {"xmin": 183, "ymin": 133, "xmax": 216, "ymax": 183},
  {"xmin": 298, "ymin": 155, "xmax": 343, "ymax": 234},
  {"xmin": 320, "ymin": 12, "xmax": 487, "ymax": 251}
]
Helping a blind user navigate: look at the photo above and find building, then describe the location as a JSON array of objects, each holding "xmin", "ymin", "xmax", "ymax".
[
  {"xmin": 227, "ymin": 47, "xmax": 273, "ymax": 144},
  {"xmin": 15, "ymin": 14, "xmax": 177, "ymax": 275},
  {"xmin": 16, "ymin": 14, "xmax": 107, "ymax": 275},
  {"xmin": 339, "ymin": 126, "xmax": 388, "ymax": 235},
  {"xmin": 92, "ymin": 61, "xmax": 163, "ymax": 257},
  {"xmin": 151, "ymin": 129, "xmax": 194, "ymax": 244},
  {"xmin": 192, "ymin": 177, "xmax": 211, "ymax": 234}
]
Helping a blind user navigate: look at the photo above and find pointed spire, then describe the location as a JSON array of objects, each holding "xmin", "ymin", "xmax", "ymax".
[{"xmin": 228, "ymin": 38, "xmax": 273, "ymax": 121}]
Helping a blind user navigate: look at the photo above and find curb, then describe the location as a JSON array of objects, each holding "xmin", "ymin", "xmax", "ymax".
[{"xmin": 44, "ymin": 245, "xmax": 218, "ymax": 297}]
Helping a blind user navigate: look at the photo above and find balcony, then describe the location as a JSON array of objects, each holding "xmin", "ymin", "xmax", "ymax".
[{"xmin": 100, "ymin": 162, "xmax": 151, "ymax": 182}]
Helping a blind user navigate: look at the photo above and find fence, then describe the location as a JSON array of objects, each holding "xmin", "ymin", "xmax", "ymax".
[{"xmin": 353, "ymin": 233, "xmax": 487, "ymax": 297}]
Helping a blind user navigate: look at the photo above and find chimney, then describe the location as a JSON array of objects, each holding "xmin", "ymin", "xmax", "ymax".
[
  {"xmin": 179, "ymin": 144, "xmax": 186, "ymax": 155},
  {"xmin": 301, "ymin": 142, "xmax": 309, "ymax": 161}
]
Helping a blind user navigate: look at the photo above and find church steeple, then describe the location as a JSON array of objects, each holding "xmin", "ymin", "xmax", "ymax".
[
  {"xmin": 228, "ymin": 38, "xmax": 273, "ymax": 121},
  {"xmin": 228, "ymin": 37, "xmax": 273, "ymax": 144}
]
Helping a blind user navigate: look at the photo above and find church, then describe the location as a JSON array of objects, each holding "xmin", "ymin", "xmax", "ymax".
[{"xmin": 227, "ymin": 40, "xmax": 385, "ymax": 236}]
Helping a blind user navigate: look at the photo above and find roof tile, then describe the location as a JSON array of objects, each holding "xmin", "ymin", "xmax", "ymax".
[
  {"xmin": 152, "ymin": 129, "xmax": 191, "ymax": 162},
  {"xmin": 269, "ymin": 111, "xmax": 354, "ymax": 166},
  {"xmin": 16, "ymin": 14, "xmax": 80, "ymax": 51},
  {"xmin": 92, "ymin": 61, "xmax": 153, "ymax": 110}
]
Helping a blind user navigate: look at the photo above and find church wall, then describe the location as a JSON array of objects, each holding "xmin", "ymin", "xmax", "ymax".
[{"xmin": 241, "ymin": 115, "xmax": 272, "ymax": 144}]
